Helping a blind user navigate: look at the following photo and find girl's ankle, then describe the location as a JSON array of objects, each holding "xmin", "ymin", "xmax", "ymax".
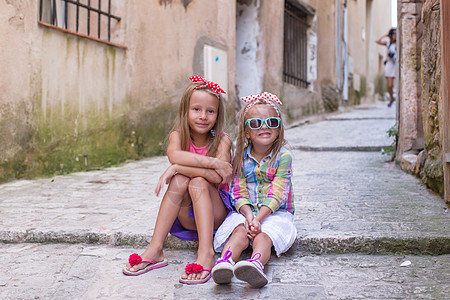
[
  {"xmin": 197, "ymin": 247, "xmax": 215, "ymax": 258},
  {"xmin": 142, "ymin": 248, "xmax": 164, "ymax": 259}
]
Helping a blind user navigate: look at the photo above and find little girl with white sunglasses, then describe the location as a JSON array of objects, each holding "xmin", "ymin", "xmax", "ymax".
[{"xmin": 212, "ymin": 92, "xmax": 296, "ymax": 288}]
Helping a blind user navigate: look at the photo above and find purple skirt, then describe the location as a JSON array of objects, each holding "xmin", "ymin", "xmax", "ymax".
[{"xmin": 169, "ymin": 189, "xmax": 233, "ymax": 241}]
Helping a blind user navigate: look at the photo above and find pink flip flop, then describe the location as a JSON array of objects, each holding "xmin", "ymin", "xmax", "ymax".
[
  {"xmin": 122, "ymin": 253, "xmax": 168, "ymax": 276},
  {"xmin": 179, "ymin": 263, "xmax": 212, "ymax": 285}
]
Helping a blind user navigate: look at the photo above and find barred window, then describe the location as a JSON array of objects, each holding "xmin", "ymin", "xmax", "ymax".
[
  {"xmin": 283, "ymin": 0, "xmax": 310, "ymax": 88},
  {"xmin": 39, "ymin": 0, "xmax": 122, "ymax": 46}
]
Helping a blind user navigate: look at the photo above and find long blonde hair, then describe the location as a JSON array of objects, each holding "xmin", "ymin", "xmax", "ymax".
[
  {"xmin": 172, "ymin": 81, "xmax": 225, "ymax": 157},
  {"xmin": 233, "ymin": 102, "xmax": 286, "ymax": 177}
]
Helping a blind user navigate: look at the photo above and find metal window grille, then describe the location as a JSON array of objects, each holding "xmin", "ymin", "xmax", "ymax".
[
  {"xmin": 39, "ymin": 0, "xmax": 121, "ymax": 43},
  {"xmin": 283, "ymin": 1, "xmax": 310, "ymax": 88}
]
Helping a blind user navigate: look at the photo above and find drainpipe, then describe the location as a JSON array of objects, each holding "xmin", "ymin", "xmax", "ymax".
[{"xmin": 342, "ymin": 0, "xmax": 348, "ymax": 101}]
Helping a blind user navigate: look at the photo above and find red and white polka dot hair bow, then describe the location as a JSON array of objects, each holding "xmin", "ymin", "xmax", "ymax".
[
  {"xmin": 242, "ymin": 92, "xmax": 282, "ymax": 116},
  {"xmin": 189, "ymin": 75, "xmax": 226, "ymax": 98}
]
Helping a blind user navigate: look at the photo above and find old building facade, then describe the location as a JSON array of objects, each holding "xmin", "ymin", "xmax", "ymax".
[
  {"xmin": 236, "ymin": 0, "xmax": 392, "ymax": 118},
  {"xmin": 0, "ymin": 0, "xmax": 391, "ymax": 182}
]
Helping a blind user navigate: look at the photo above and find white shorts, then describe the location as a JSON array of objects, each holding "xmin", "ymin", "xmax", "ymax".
[
  {"xmin": 384, "ymin": 60, "xmax": 396, "ymax": 78},
  {"xmin": 213, "ymin": 210, "xmax": 297, "ymax": 257}
]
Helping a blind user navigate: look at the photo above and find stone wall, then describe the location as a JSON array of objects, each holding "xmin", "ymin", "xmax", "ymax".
[
  {"xmin": 398, "ymin": 0, "xmax": 444, "ymax": 197},
  {"xmin": 396, "ymin": 0, "xmax": 423, "ymax": 157},
  {"xmin": 419, "ymin": 0, "xmax": 444, "ymax": 196}
]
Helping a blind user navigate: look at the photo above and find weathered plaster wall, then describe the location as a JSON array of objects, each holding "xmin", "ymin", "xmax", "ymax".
[
  {"xmin": 0, "ymin": 1, "xmax": 34, "ymax": 165},
  {"xmin": 260, "ymin": 0, "xmax": 284, "ymax": 96},
  {"xmin": 128, "ymin": 0, "xmax": 236, "ymax": 105},
  {"xmin": 313, "ymin": 0, "xmax": 334, "ymax": 89},
  {"xmin": 0, "ymin": 0, "xmax": 236, "ymax": 182},
  {"xmin": 347, "ymin": 0, "xmax": 368, "ymax": 77}
]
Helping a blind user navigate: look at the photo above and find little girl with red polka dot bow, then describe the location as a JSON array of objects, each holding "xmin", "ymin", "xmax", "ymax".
[{"xmin": 123, "ymin": 76, "xmax": 233, "ymax": 285}]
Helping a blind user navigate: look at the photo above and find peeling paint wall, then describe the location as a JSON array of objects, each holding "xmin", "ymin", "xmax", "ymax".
[
  {"xmin": 307, "ymin": 28, "xmax": 317, "ymax": 89},
  {"xmin": 235, "ymin": 0, "xmax": 263, "ymax": 102}
]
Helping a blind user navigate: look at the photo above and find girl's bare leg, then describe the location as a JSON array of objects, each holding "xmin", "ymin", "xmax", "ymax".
[
  {"xmin": 219, "ymin": 224, "xmax": 250, "ymax": 262},
  {"xmin": 251, "ymin": 232, "xmax": 273, "ymax": 266},
  {"xmin": 387, "ymin": 77, "xmax": 395, "ymax": 106},
  {"xmin": 126, "ymin": 174, "xmax": 190, "ymax": 272},
  {"xmin": 180, "ymin": 177, "xmax": 227, "ymax": 281}
]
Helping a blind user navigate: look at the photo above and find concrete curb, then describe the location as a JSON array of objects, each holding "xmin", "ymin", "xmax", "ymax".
[
  {"xmin": 296, "ymin": 236, "xmax": 450, "ymax": 255},
  {"xmin": 325, "ymin": 117, "xmax": 395, "ymax": 121},
  {"xmin": 292, "ymin": 145, "xmax": 390, "ymax": 152},
  {"xmin": 2, "ymin": 230, "xmax": 449, "ymax": 255}
]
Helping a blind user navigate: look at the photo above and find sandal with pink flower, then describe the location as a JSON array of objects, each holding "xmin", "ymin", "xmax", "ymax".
[
  {"xmin": 179, "ymin": 263, "xmax": 212, "ymax": 285},
  {"xmin": 122, "ymin": 253, "xmax": 168, "ymax": 276}
]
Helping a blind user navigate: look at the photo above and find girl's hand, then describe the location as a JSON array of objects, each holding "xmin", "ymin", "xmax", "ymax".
[
  {"xmin": 244, "ymin": 213, "xmax": 254, "ymax": 233},
  {"xmin": 155, "ymin": 164, "xmax": 178, "ymax": 196},
  {"xmin": 247, "ymin": 206, "xmax": 271, "ymax": 240},
  {"xmin": 239, "ymin": 205, "xmax": 254, "ymax": 235},
  {"xmin": 214, "ymin": 159, "xmax": 233, "ymax": 184},
  {"xmin": 247, "ymin": 219, "xmax": 261, "ymax": 240}
]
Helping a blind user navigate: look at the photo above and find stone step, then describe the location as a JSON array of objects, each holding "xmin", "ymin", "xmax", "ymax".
[{"xmin": 2, "ymin": 230, "xmax": 449, "ymax": 256}]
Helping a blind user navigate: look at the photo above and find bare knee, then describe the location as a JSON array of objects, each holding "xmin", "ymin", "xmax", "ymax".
[
  {"xmin": 169, "ymin": 174, "xmax": 190, "ymax": 189},
  {"xmin": 232, "ymin": 225, "xmax": 250, "ymax": 248},
  {"xmin": 165, "ymin": 174, "xmax": 190, "ymax": 203},
  {"xmin": 253, "ymin": 232, "xmax": 272, "ymax": 247},
  {"xmin": 188, "ymin": 177, "xmax": 210, "ymax": 199}
]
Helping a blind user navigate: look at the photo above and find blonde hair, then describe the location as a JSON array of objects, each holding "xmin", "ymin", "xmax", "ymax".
[
  {"xmin": 233, "ymin": 102, "xmax": 286, "ymax": 177},
  {"xmin": 171, "ymin": 81, "xmax": 225, "ymax": 157}
]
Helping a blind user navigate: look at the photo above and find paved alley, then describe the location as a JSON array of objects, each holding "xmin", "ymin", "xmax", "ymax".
[{"xmin": 0, "ymin": 101, "xmax": 449, "ymax": 299}]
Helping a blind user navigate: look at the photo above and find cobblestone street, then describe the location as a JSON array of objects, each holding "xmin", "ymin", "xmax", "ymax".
[{"xmin": 1, "ymin": 102, "xmax": 449, "ymax": 299}]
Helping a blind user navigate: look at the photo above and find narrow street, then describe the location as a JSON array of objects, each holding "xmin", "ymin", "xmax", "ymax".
[{"xmin": 0, "ymin": 102, "xmax": 449, "ymax": 299}]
